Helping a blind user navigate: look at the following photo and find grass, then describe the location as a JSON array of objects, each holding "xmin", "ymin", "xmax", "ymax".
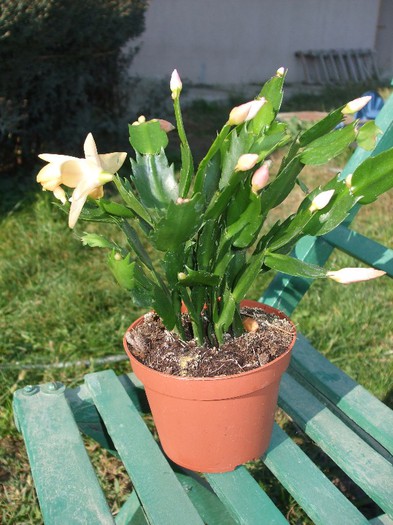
[{"xmin": 1, "ymin": 101, "xmax": 392, "ymax": 524}]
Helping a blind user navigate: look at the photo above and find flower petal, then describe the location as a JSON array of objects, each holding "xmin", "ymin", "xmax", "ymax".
[
  {"xmin": 60, "ymin": 159, "xmax": 101, "ymax": 190},
  {"xmin": 327, "ymin": 267, "xmax": 386, "ymax": 284},
  {"xmin": 68, "ymin": 193, "xmax": 88, "ymax": 229},
  {"xmin": 98, "ymin": 152, "xmax": 127, "ymax": 174},
  {"xmin": 53, "ymin": 186, "xmax": 67, "ymax": 204},
  {"xmin": 83, "ymin": 133, "xmax": 101, "ymax": 168},
  {"xmin": 38, "ymin": 154, "xmax": 76, "ymax": 164},
  {"xmin": 36, "ymin": 163, "xmax": 62, "ymax": 186}
]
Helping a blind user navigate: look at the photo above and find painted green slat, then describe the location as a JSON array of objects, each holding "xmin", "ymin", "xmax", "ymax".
[
  {"xmin": 323, "ymin": 225, "xmax": 393, "ymax": 277},
  {"xmin": 13, "ymin": 385, "xmax": 115, "ymax": 525},
  {"xmin": 290, "ymin": 334, "xmax": 393, "ymax": 455},
  {"xmin": 263, "ymin": 423, "xmax": 368, "ymax": 525},
  {"xmin": 369, "ymin": 515, "xmax": 393, "ymax": 525},
  {"xmin": 278, "ymin": 374, "xmax": 393, "ymax": 515},
  {"xmin": 85, "ymin": 370, "xmax": 204, "ymax": 525},
  {"xmin": 115, "ymin": 491, "xmax": 148, "ymax": 525},
  {"xmin": 206, "ymin": 466, "xmax": 288, "ymax": 525},
  {"xmin": 175, "ymin": 470, "xmax": 238, "ymax": 525}
]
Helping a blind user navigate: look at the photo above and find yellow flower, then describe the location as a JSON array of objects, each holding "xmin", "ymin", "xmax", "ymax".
[{"xmin": 37, "ymin": 133, "xmax": 127, "ymax": 228}]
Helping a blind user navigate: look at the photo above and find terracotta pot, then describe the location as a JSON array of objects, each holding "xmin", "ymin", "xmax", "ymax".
[{"xmin": 123, "ymin": 300, "xmax": 296, "ymax": 473}]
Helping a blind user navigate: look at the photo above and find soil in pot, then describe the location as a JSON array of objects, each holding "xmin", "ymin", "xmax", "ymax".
[{"xmin": 124, "ymin": 306, "xmax": 295, "ymax": 378}]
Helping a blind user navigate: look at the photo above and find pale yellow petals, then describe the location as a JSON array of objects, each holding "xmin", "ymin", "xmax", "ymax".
[
  {"xmin": 98, "ymin": 152, "xmax": 127, "ymax": 174},
  {"xmin": 68, "ymin": 194, "xmax": 88, "ymax": 229},
  {"xmin": 309, "ymin": 190, "xmax": 335, "ymax": 213},
  {"xmin": 53, "ymin": 186, "xmax": 67, "ymax": 204},
  {"xmin": 83, "ymin": 133, "xmax": 100, "ymax": 168},
  {"xmin": 327, "ymin": 267, "xmax": 386, "ymax": 284}
]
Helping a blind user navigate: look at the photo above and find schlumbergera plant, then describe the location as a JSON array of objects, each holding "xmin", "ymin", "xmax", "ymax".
[{"xmin": 37, "ymin": 68, "xmax": 393, "ymax": 346}]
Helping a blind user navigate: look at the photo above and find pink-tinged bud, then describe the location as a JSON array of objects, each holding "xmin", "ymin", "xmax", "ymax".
[
  {"xmin": 235, "ymin": 153, "xmax": 259, "ymax": 172},
  {"xmin": 327, "ymin": 267, "xmax": 386, "ymax": 284},
  {"xmin": 170, "ymin": 69, "xmax": 182, "ymax": 99},
  {"xmin": 228, "ymin": 98, "xmax": 266, "ymax": 125},
  {"xmin": 176, "ymin": 197, "xmax": 190, "ymax": 204},
  {"xmin": 345, "ymin": 173, "xmax": 353, "ymax": 189},
  {"xmin": 309, "ymin": 189, "xmax": 335, "ymax": 212},
  {"xmin": 157, "ymin": 119, "xmax": 175, "ymax": 133},
  {"xmin": 276, "ymin": 67, "xmax": 286, "ymax": 77},
  {"xmin": 251, "ymin": 163, "xmax": 270, "ymax": 192},
  {"xmin": 342, "ymin": 96, "xmax": 372, "ymax": 115}
]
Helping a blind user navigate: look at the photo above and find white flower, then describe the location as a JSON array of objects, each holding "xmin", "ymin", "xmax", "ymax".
[
  {"xmin": 276, "ymin": 67, "xmax": 286, "ymax": 77},
  {"xmin": 37, "ymin": 133, "xmax": 127, "ymax": 228},
  {"xmin": 327, "ymin": 267, "xmax": 386, "ymax": 284},
  {"xmin": 235, "ymin": 153, "xmax": 259, "ymax": 172},
  {"xmin": 228, "ymin": 98, "xmax": 266, "ymax": 126},
  {"xmin": 309, "ymin": 190, "xmax": 335, "ymax": 213},
  {"xmin": 342, "ymin": 96, "xmax": 372, "ymax": 115}
]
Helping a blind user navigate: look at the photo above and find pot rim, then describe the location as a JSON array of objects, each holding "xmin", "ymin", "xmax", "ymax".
[{"xmin": 123, "ymin": 300, "xmax": 296, "ymax": 384}]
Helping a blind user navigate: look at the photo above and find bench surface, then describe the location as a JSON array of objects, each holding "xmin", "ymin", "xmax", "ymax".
[{"xmin": 13, "ymin": 96, "xmax": 393, "ymax": 524}]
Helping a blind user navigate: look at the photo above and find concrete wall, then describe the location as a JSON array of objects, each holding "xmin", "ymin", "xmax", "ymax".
[{"xmin": 130, "ymin": 0, "xmax": 381, "ymax": 85}]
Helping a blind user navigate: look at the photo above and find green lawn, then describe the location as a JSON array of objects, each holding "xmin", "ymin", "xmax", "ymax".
[{"xmin": 1, "ymin": 108, "xmax": 392, "ymax": 523}]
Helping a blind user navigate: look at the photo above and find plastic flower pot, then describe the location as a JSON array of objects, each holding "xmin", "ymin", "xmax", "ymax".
[{"xmin": 123, "ymin": 300, "xmax": 296, "ymax": 473}]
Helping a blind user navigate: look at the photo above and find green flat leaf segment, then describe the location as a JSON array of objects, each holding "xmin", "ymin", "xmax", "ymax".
[
  {"xmin": 300, "ymin": 123, "xmax": 357, "ymax": 165},
  {"xmin": 150, "ymin": 193, "xmax": 204, "ymax": 251},
  {"xmin": 264, "ymin": 253, "xmax": 327, "ymax": 279},
  {"xmin": 129, "ymin": 120, "xmax": 168, "ymax": 155},
  {"xmin": 351, "ymin": 147, "xmax": 393, "ymax": 204},
  {"xmin": 131, "ymin": 151, "xmax": 178, "ymax": 210}
]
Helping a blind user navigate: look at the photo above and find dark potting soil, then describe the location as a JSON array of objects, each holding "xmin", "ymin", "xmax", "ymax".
[{"xmin": 124, "ymin": 307, "xmax": 296, "ymax": 378}]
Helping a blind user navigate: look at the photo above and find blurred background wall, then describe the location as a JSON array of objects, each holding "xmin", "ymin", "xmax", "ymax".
[{"xmin": 130, "ymin": 0, "xmax": 391, "ymax": 85}]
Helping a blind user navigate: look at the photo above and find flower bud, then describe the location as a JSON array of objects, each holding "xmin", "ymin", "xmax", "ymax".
[
  {"xmin": 345, "ymin": 173, "xmax": 353, "ymax": 189},
  {"xmin": 327, "ymin": 267, "xmax": 386, "ymax": 284},
  {"xmin": 114, "ymin": 253, "xmax": 123, "ymax": 261},
  {"xmin": 276, "ymin": 67, "xmax": 286, "ymax": 77},
  {"xmin": 235, "ymin": 153, "xmax": 259, "ymax": 172},
  {"xmin": 251, "ymin": 162, "xmax": 270, "ymax": 193},
  {"xmin": 342, "ymin": 96, "xmax": 372, "ymax": 115},
  {"xmin": 157, "ymin": 119, "xmax": 175, "ymax": 133},
  {"xmin": 170, "ymin": 69, "xmax": 182, "ymax": 99},
  {"xmin": 228, "ymin": 98, "xmax": 266, "ymax": 126},
  {"xmin": 177, "ymin": 272, "xmax": 187, "ymax": 280},
  {"xmin": 176, "ymin": 197, "xmax": 190, "ymax": 204},
  {"xmin": 309, "ymin": 189, "xmax": 335, "ymax": 213}
]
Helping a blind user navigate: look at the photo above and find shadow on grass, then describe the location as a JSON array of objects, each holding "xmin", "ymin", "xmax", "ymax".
[{"xmin": 0, "ymin": 167, "xmax": 40, "ymax": 219}]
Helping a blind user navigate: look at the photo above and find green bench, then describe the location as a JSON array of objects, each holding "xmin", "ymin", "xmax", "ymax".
[{"xmin": 13, "ymin": 95, "xmax": 393, "ymax": 524}]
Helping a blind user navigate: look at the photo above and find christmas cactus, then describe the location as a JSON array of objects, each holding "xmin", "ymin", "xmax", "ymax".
[{"xmin": 37, "ymin": 68, "xmax": 393, "ymax": 346}]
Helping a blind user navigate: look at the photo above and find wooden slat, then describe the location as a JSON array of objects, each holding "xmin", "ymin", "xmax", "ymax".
[
  {"xmin": 114, "ymin": 490, "xmax": 148, "ymax": 525},
  {"xmin": 369, "ymin": 515, "xmax": 393, "ymax": 525},
  {"xmin": 323, "ymin": 225, "xmax": 393, "ymax": 277},
  {"xmin": 263, "ymin": 424, "xmax": 369, "ymax": 525},
  {"xmin": 290, "ymin": 334, "xmax": 393, "ymax": 455},
  {"xmin": 85, "ymin": 370, "xmax": 204, "ymax": 525},
  {"xmin": 206, "ymin": 466, "xmax": 288, "ymax": 525},
  {"xmin": 13, "ymin": 384, "xmax": 115, "ymax": 525},
  {"xmin": 278, "ymin": 374, "xmax": 393, "ymax": 515}
]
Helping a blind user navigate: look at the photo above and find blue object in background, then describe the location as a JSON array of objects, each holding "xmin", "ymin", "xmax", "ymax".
[{"xmin": 355, "ymin": 90, "xmax": 384, "ymax": 120}]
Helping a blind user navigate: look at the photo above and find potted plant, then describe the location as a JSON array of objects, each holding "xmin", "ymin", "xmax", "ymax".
[{"xmin": 37, "ymin": 68, "xmax": 393, "ymax": 472}]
